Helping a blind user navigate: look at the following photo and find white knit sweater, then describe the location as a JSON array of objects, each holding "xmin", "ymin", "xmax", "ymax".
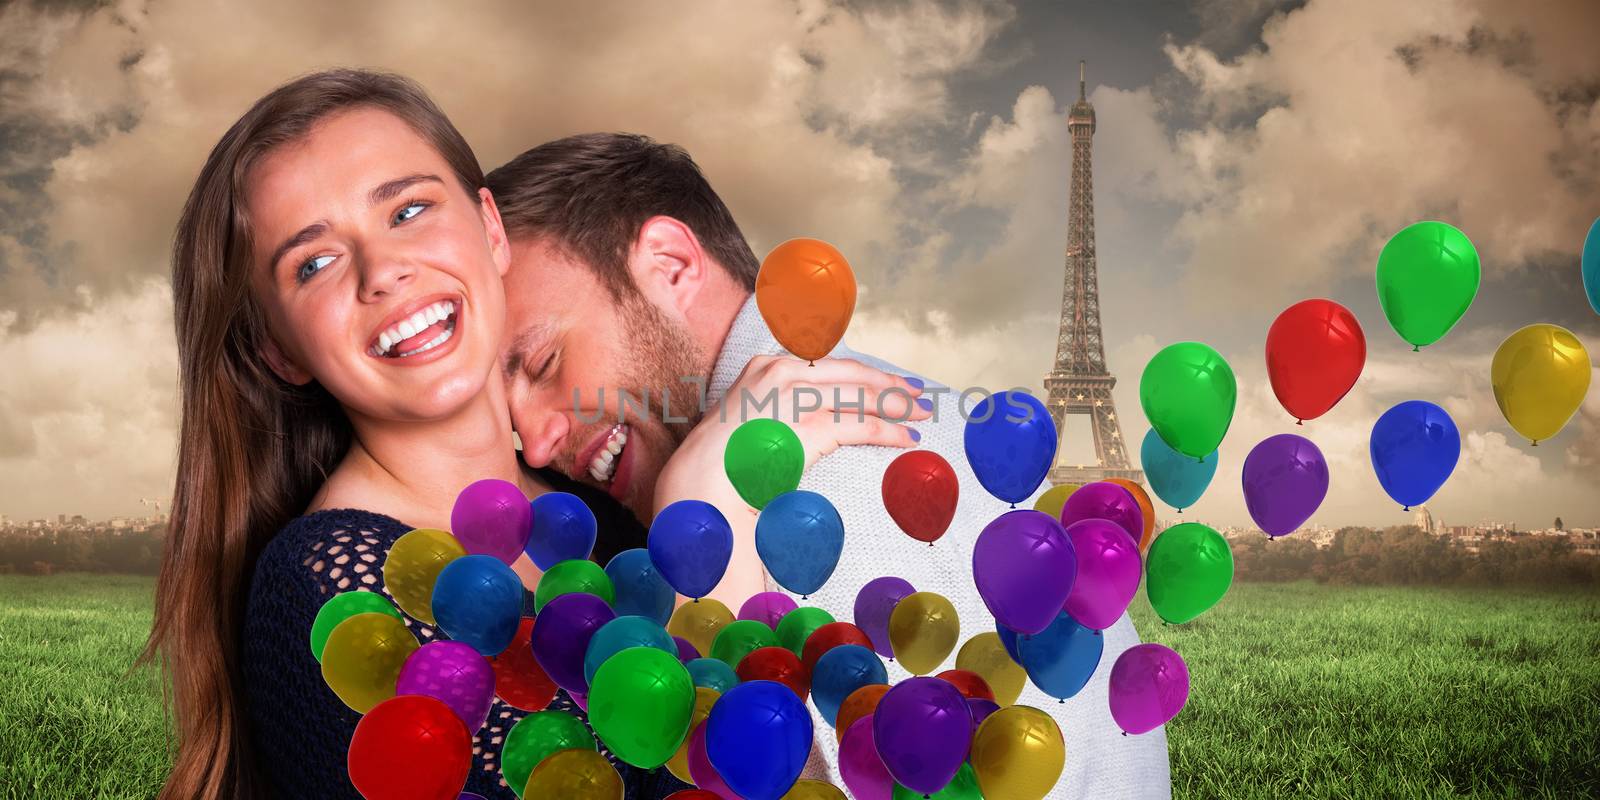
[{"xmin": 705, "ymin": 297, "xmax": 1172, "ymax": 799}]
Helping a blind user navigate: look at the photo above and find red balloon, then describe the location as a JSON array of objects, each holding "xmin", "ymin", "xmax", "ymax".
[
  {"xmin": 802, "ymin": 622, "xmax": 875, "ymax": 674},
  {"xmin": 667, "ymin": 792, "xmax": 727, "ymax": 800},
  {"xmin": 737, "ymin": 646, "xmax": 811, "ymax": 701},
  {"xmin": 1265, "ymin": 299, "xmax": 1366, "ymax": 422},
  {"xmin": 348, "ymin": 694, "xmax": 471, "ymax": 800},
  {"xmin": 488, "ymin": 616, "xmax": 557, "ymax": 711},
  {"xmin": 935, "ymin": 669, "xmax": 995, "ymax": 702},
  {"xmin": 881, "ymin": 450, "xmax": 959, "ymax": 544}
]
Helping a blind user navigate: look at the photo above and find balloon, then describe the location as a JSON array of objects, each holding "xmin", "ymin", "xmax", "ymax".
[
  {"xmin": 873, "ymin": 677, "xmax": 973, "ymax": 795},
  {"xmin": 348, "ymin": 694, "xmax": 471, "ymax": 800},
  {"xmin": 740, "ymin": 592, "xmax": 800, "ymax": 629},
  {"xmin": 801, "ymin": 621, "xmax": 876, "ymax": 674},
  {"xmin": 1376, "ymin": 220, "xmax": 1480, "ymax": 349},
  {"xmin": 1062, "ymin": 519, "xmax": 1142, "ymax": 630},
  {"xmin": 1265, "ymin": 299, "xmax": 1367, "ymax": 422},
  {"xmin": 451, "ymin": 478, "xmax": 531, "ymax": 564},
  {"xmin": 839, "ymin": 715, "xmax": 894, "ymax": 800},
  {"xmin": 1105, "ymin": 478, "xmax": 1156, "ymax": 550},
  {"xmin": 776, "ymin": 606, "xmax": 836, "ymax": 655},
  {"xmin": 995, "ymin": 624, "xmax": 1022, "ymax": 663},
  {"xmin": 756, "ymin": 237, "xmax": 857, "ymax": 362},
  {"xmin": 396, "ymin": 640, "xmax": 496, "ymax": 733},
  {"xmin": 967, "ymin": 698, "xmax": 1001, "ymax": 726},
  {"xmin": 891, "ymin": 763, "xmax": 982, "ymax": 800},
  {"xmin": 534, "ymin": 558, "xmax": 616, "ymax": 614},
  {"xmin": 310, "ymin": 590, "xmax": 400, "ymax": 662},
  {"xmin": 956, "ymin": 633, "xmax": 1027, "ymax": 706},
  {"xmin": 1059, "ymin": 481, "xmax": 1144, "ymax": 545},
  {"xmin": 1140, "ymin": 430, "xmax": 1218, "ymax": 513},
  {"xmin": 650, "ymin": 500, "xmax": 735, "ymax": 598},
  {"xmin": 724, "ymin": 419, "xmax": 806, "ymax": 510},
  {"xmin": 1016, "ymin": 610, "xmax": 1103, "ymax": 701},
  {"xmin": 432, "ymin": 554, "xmax": 523, "ymax": 656},
  {"xmin": 1370, "ymin": 401, "xmax": 1462, "ymax": 509},
  {"xmin": 667, "ymin": 793, "xmax": 725, "ymax": 800},
  {"xmin": 881, "ymin": 450, "xmax": 960, "ymax": 544},
  {"xmin": 1491, "ymin": 323, "xmax": 1592, "ymax": 445},
  {"xmin": 737, "ymin": 646, "xmax": 810, "ymax": 701},
  {"xmin": 835, "ymin": 684, "xmax": 891, "ymax": 742},
  {"xmin": 584, "ymin": 615, "xmax": 677, "ymax": 686},
  {"xmin": 970, "ymin": 705, "xmax": 1065, "ymax": 800},
  {"xmin": 525, "ymin": 491, "xmax": 598, "ymax": 570},
  {"xmin": 707, "ymin": 680, "xmax": 815, "ymax": 800},
  {"xmin": 1145, "ymin": 522, "xmax": 1233, "ymax": 624},
  {"xmin": 674, "ymin": 636, "xmax": 702, "ymax": 663},
  {"xmin": 972, "ymin": 510, "xmax": 1076, "ymax": 635},
  {"xmin": 853, "ymin": 576, "xmax": 916, "ymax": 659},
  {"xmin": 1241, "ymin": 433, "xmax": 1329, "ymax": 538},
  {"xmin": 1108, "ymin": 643, "xmax": 1190, "ymax": 734},
  {"xmin": 384, "ymin": 528, "xmax": 466, "ymax": 625},
  {"xmin": 711, "ymin": 619, "xmax": 781, "ymax": 668},
  {"xmin": 1585, "ymin": 217, "xmax": 1600, "ymax": 316},
  {"xmin": 783, "ymin": 780, "xmax": 847, "ymax": 800},
  {"xmin": 963, "ymin": 391, "xmax": 1057, "ymax": 504},
  {"xmin": 522, "ymin": 748, "xmax": 623, "ymax": 800},
  {"xmin": 500, "ymin": 710, "xmax": 596, "ymax": 799},
  {"xmin": 666, "ymin": 687, "xmax": 722, "ymax": 785},
  {"xmin": 887, "ymin": 592, "xmax": 959, "ymax": 676},
  {"xmin": 605, "ymin": 548, "xmax": 676, "ymax": 626},
  {"xmin": 686, "ymin": 722, "xmax": 741, "ymax": 800},
  {"xmin": 531, "ymin": 592, "xmax": 617, "ymax": 695},
  {"xmin": 670, "ymin": 599, "xmax": 735, "ymax": 661},
  {"xmin": 1032, "ymin": 483, "xmax": 1079, "ymax": 520},
  {"xmin": 756, "ymin": 490, "xmax": 845, "ymax": 596},
  {"xmin": 686, "ymin": 657, "xmax": 740, "ymax": 693},
  {"xmin": 587, "ymin": 646, "xmax": 696, "ymax": 769},
  {"xmin": 935, "ymin": 669, "xmax": 994, "ymax": 702},
  {"xmin": 321, "ymin": 612, "xmax": 418, "ymax": 713},
  {"xmin": 812, "ymin": 644, "xmax": 888, "ymax": 726},
  {"xmin": 1140, "ymin": 342, "xmax": 1237, "ymax": 459},
  {"xmin": 489, "ymin": 617, "xmax": 557, "ymax": 712}
]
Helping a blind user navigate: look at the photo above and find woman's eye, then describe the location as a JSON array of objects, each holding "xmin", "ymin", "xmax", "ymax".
[
  {"xmin": 393, "ymin": 202, "xmax": 428, "ymax": 225},
  {"xmin": 296, "ymin": 255, "xmax": 335, "ymax": 283}
]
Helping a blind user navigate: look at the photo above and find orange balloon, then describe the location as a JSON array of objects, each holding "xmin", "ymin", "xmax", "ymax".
[
  {"xmin": 834, "ymin": 684, "xmax": 890, "ymax": 742},
  {"xmin": 1108, "ymin": 478, "xmax": 1156, "ymax": 551},
  {"xmin": 755, "ymin": 238, "xmax": 857, "ymax": 362}
]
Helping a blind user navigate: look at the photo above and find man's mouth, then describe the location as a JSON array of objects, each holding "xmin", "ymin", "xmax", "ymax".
[
  {"xmin": 368, "ymin": 297, "xmax": 459, "ymax": 358},
  {"xmin": 583, "ymin": 423, "xmax": 630, "ymax": 483}
]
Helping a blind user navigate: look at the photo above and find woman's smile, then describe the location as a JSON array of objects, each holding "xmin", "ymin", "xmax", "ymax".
[{"xmin": 367, "ymin": 292, "xmax": 464, "ymax": 364}]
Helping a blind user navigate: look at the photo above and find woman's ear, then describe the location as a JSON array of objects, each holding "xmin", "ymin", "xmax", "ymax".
[
  {"xmin": 478, "ymin": 187, "xmax": 512, "ymax": 278},
  {"xmin": 629, "ymin": 215, "xmax": 707, "ymax": 317},
  {"xmin": 260, "ymin": 334, "xmax": 313, "ymax": 386}
]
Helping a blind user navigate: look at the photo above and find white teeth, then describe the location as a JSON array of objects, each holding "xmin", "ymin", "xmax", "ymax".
[
  {"xmin": 371, "ymin": 300, "xmax": 459, "ymax": 357},
  {"xmin": 588, "ymin": 425, "xmax": 628, "ymax": 482},
  {"xmin": 397, "ymin": 319, "xmax": 417, "ymax": 339}
]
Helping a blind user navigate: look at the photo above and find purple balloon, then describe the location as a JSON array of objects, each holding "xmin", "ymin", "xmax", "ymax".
[
  {"xmin": 873, "ymin": 677, "xmax": 973, "ymax": 795},
  {"xmin": 459, "ymin": 794, "xmax": 487, "ymax": 800},
  {"xmin": 687, "ymin": 722, "xmax": 740, "ymax": 800},
  {"xmin": 967, "ymin": 697, "xmax": 1001, "ymax": 726},
  {"xmin": 839, "ymin": 715, "xmax": 893, "ymax": 800},
  {"xmin": 853, "ymin": 576, "xmax": 916, "ymax": 659},
  {"xmin": 1108, "ymin": 643, "xmax": 1190, "ymax": 735},
  {"xmin": 529, "ymin": 592, "xmax": 616, "ymax": 695},
  {"xmin": 396, "ymin": 640, "xmax": 496, "ymax": 733},
  {"xmin": 972, "ymin": 510, "xmax": 1076, "ymax": 634},
  {"xmin": 1241, "ymin": 433, "xmax": 1329, "ymax": 537},
  {"xmin": 1060, "ymin": 481, "xmax": 1144, "ymax": 543},
  {"xmin": 738, "ymin": 591, "xmax": 798, "ymax": 630},
  {"xmin": 450, "ymin": 479, "xmax": 532, "ymax": 564},
  {"xmin": 1062, "ymin": 519, "xmax": 1143, "ymax": 631},
  {"xmin": 674, "ymin": 635, "xmax": 702, "ymax": 663}
]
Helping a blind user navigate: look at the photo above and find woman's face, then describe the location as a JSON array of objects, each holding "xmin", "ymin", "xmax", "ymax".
[{"xmin": 246, "ymin": 107, "xmax": 509, "ymax": 424}]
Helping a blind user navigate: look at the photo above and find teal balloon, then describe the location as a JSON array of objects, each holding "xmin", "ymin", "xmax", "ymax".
[
  {"xmin": 1140, "ymin": 429, "xmax": 1218, "ymax": 512},
  {"xmin": 1583, "ymin": 216, "xmax": 1600, "ymax": 316},
  {"xmin": 584, "ymin": 615, "xmax": 677, "ymax": 686},
  {"xmin": 1375, "ymin": 220, "xmax": 1481, "ymax": 349},
  {"xmin": 1139, "ymin": 342, "xmax": 1237, "ymax": 460},
  {"xmin": 686, "ymin": 657, "xmax": 739, "ymax": 693},
  {"xmin": 755, "ymin": 490, "xmax": 844, "ymax": 597}
]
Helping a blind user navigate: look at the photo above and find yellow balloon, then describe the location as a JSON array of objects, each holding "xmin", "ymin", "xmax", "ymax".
[
  {"xmin": 522, "ymin": 748, "xmax": 623, "ymax": 799},
  {"xmin": 970, "ymin": 705, "xmax": 1066, "ymax": 800},
  {"xmin": 665, "ymin": 687, "xmax": 721, "ymax": 784},
  {"xmin": 668, "ymin": 598, "xmax": 734, "ymax": 657},
  {"xmin": 383, "ymin": 528, "xmax": 466, "ymax": 624},
  {"xmin": 782, "ymin": 779, "xmax": 848, "ymax": 800},
  {"xmin": 319, "ymin": 612, "xmax": 418, "ymax": 713},
  {"xmin": 1491, "ymin": 323, "xmax": 1591, "ymax": 445},
  {"xmin": 887, "ymin": 591, "xmax": 959, "ymax": 676},
  {"xmin": 956, "ymin": 632, "xmax": 1026, "ymax": 706},
  {"xmin": 1032, "ymin": 483, "xmax": 1080, "ymax": 520}
]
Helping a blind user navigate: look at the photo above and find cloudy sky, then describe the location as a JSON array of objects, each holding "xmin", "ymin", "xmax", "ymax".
[{"xmin": 2, "ymin": 0, "xmax": 1597, "ymax": 529}]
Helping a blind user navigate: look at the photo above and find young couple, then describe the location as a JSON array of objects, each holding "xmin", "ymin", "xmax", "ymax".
[{"xmin": 146, "ymin": 69, "xmax": 1170, "ymax": 800}]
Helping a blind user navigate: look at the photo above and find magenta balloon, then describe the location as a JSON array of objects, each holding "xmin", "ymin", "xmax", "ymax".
[
  {"xmin": 450, "ymin": 478, "xmax": 532, "ymax": 564},
  {"xmin": 967, "ymin": 697, "xmax": 1001, "ymax": 726},
  {"xmin": 686, "ymin": 722, "xmax": 741, "ymax": 800},
  {"xmin": 738, "ymin": 591, "xmax": 799, "ymax": 630},
  {"xmin": 972, "ymin": 510, "xmax": 1076, "ymax": 634},
  {"xmin": 1242, "ymin": 433, "xmax": 1329, "ymax": 538},
  {"xmin": 395, "ymin": 640, "xmax": 497, "ymax": 733},
  {"xmin": 839, "ymin": 715, "xmax": 894, "ymax": 800},
  {"xmin": 674, "ymin": 635, "xmax": 701, "ymax": 663},
  {"xmin": 1062, "ymin": 519, "xmax": 1143, "ymax": 631},
  {"xmin": 873, "ymin": 677, "xmax": 973, "ymax": 795},
  {"xmin": 1059, "ymin": 481, "xmax": 1144, "ymax": 543},
  {"xmin": 1108, "ymin": 643, "xmax": 1190, "ymax": 735},
  {"xmin": 853, "ymin": 576, "xmax": 916, "ymax": 659}
]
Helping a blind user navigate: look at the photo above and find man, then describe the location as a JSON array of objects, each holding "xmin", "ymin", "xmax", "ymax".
[{"xmin": 487, "ymin": 133, "xmax": 1171, "ymax": 798}]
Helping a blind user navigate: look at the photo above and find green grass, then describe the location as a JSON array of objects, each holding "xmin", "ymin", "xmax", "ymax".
[{"xmin": 0, "ymin": 575, "xmax": 1595, "ymax": 799}]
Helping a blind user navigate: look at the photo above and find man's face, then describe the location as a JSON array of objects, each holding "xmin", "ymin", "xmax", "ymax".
[{"xmin": 502, "ymin": 237, "xmax": 704, "ymax": 521}]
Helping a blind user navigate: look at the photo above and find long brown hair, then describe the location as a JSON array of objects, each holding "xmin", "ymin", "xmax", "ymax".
[{"xmin": 143, "ymin": 69, "xmax": 486, "ymax": 800}]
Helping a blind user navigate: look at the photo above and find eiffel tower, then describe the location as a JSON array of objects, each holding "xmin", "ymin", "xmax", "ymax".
[{"xmin": 1045, "ymin": 62, "xmax": 1142, "ymax": 485}]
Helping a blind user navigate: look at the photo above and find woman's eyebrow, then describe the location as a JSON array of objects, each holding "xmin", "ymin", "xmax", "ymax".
[
  {"xmin": 269, "ymin": 222, "xmax": 329, "ymax": 274},
  {"xmin": 368, "ymin": 173, "xmax": 444, "ymax": 206}
]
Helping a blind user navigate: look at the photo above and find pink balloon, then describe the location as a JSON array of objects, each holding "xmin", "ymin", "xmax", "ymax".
[
  {"xmin": 1062, "ymin": 519, "xmax": 1143, "ymax": 631},
  {"xmin": 396, "ymin": 640, "xmax": 497, "ymax": 734},
  {"xmin": 1108, "ymin": 643, "xmax": 1190, "ymax": 735},
  {"xmin": 687, "ymin": 721, "xmax": 741, "ymax": 799},
  {"xmin": 1059, "ymin": 481, "xmax": 1143, "ymax": 544},
  {"xmin": 738, "ymin": 592, "xmax": 798, "ymax": 630},
  {"xmin": 839, "ymin": 715, "xmax": 894, "ymax": 800},
  {"xmin": 450, "ymin": 479, "xmax": 531, "ymax": 564}
]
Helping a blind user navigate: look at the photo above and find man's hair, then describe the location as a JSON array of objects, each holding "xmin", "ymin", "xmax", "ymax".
[{"xmin": 486, "ymin": 132, "xmax": 759, "ymax": 297}]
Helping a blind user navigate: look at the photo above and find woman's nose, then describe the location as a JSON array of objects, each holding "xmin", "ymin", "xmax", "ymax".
[{"xmin": 356, "ymin": 246, "xmax": 416, "ymax": 302}]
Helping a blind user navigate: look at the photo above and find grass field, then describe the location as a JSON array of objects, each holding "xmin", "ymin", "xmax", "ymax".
[{"xmin": 0, "ymin": 575, "xmax": 1595, "ymax": 799}]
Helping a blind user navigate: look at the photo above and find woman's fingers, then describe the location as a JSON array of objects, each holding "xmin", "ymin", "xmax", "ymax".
[{"xmin": 792, "ymin": 410, "xmax": 920, "ymax": 467}]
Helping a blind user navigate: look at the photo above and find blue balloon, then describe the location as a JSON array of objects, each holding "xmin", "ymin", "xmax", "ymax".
[
  {"xmin": 582, "ymin": 615, "xmax": 677, "ymax": 686},
  {"xmin": 686, "ymin": 657, "xmax": 739, "ymax": 693},
  {"xmin": 648, "ymin": 500, "xmax": 733, "ymax": 599},
  {"xmin": 604, "ymin": 548, "xmax": 676, "ymax": 625},
  {"xmin": 1141, "ymin": 428, "xmax": 1219, "ymax": 512},
  {"xmin": 1370, "ymin": 400, "xmax": 1461, "ymax": 510},
  {"xmin": 963, "ymin": 391, "xmax": 1057, "ymax": 504},
  {"xmin": 525, "ymin": 491, "xmax": 597, "ymax": 570},
  {"xmin": 1583, "ymin": 216, "xmax": 1600, "ymax": 316},
  {"xmin": 810, "ymin": 644, "xmax": 887, "ymax": 726},
  {"xmin": 995, "ymin": 622, "xmax": 1022, "ymax": 664},
  {"xmin": 707, "ymin": 680, "xmax": 814, "ymax": 800},
  {"xmin": 754, "ymin": 490, "xmax": 844, "ymax": 597},
  {"xmin": 1016, "ymin": 610, "xmax": 1104, "ymax": 700},
  {"xmin": 431, "ymin": 555, "xmax": 523, "ymax": 656}
]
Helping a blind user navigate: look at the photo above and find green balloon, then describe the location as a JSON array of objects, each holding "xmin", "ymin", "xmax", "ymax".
[
  {"xmin": 776, "ymin": 606, "xmax": 835, "ymax": 655},
  {"xmin": 1139, "ymin": 342, "xmax": 1236, "ymax": 460},
  {"xmin": 309, "ymin": 591, "xmax": 401, "ymax": 662},
  {"xmin": 534, "ymin": 559, "xmax": 615, "ymax": 613},
  {"xmin": 1145, "ymin": 522, "xmax": 1234, "ymax": 624},
  {"xmin": 587, "ymin": 646, "xmax": 696, "ymax": 769},
  {"xmin": 1376, "ymin": 220, "xmax": 1480, "ymax": 350},
  {"xmin": 710, "ymin": 619, "xmax": 779, "ymax": 667},
  {"xmin": 723, "ymin": 418, "xmax": 804, "ymax": 509},
  {"xmin": 500, "ymin": 710, "xmax": 596, "ymax": 799},
  {"xmin": 894, "ymin": 762, "xmax": 982, "ymax": 799}
]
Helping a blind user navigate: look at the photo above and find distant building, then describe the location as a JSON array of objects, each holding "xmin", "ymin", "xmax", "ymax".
[{"xmin": 1412, "ymin": 506, "xmax": 1436, "ymax": 534}]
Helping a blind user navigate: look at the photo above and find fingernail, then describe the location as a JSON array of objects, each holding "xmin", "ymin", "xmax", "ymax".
[
  {"xmin": 916, "ymin": 397, "xmax": 934, "ymax": 412},
  {"xmin": 907, "ymin": 427, "xmax": 921, "ymax": 442},
  {"xmin": 904, "ymin": 376, "xmax": 924, "ymax": 390}
]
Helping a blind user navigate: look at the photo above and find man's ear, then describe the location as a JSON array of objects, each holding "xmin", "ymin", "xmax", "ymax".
[
  {"xmin": 478, "ymin": 187, "xmax": 512, "ymax": 278},
  {"xmin": 260, "ymin": 334, "xmax": 313, "ymax": 386},
  {"xmin": 628, "ymin": 216, "xmax": 707, "ymax": 317}
]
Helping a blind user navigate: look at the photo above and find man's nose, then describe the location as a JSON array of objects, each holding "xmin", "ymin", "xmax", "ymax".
[{"xmin": 514, "ymin": 401, "xmax": 570, "ymax": 469}]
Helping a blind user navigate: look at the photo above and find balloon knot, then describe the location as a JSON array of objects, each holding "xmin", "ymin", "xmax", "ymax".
[
  {"xmin": 808, "ymin": 361, "xmax": 816, "ymax": 367},
  {"xmin": 1009, "ymin": 503, "xmax": 1017, "ymax": 509},
  {"xmin": 1059, "ymin": 699, "xmax": 1066, "ymax": 704},
  {"xmin": 802, "ymin": 595, "xmax": 809, "ymax": 600},
  {"xmin": 1532, "ymin": 440, "xmax": 1539, "ymax": 447},
  {"xmin": 1412, "ymin": 345, "xmax": 1420, "ymax": 352},
  {"xmin": 1295, "ymin": 419, "xmax": 1303, "ymax": 426},
  {"xmin": 1121, "ymin": 731, "xmax": 1128, "ymax": 736},
  {"xmin": 1094, "ymin": 629, "xmax": 1102, "ymax": 636},
  {"xmin": 1403, "ymin": 506, "xmax": 1409, "ymax": 512},
  {"xmin": 1178, "ymin": 508, "xmax": 1184, "ymax": 514},
  {"xmin": 692, "ymin": 598, "xmax": 700, "ymax": 604}
]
